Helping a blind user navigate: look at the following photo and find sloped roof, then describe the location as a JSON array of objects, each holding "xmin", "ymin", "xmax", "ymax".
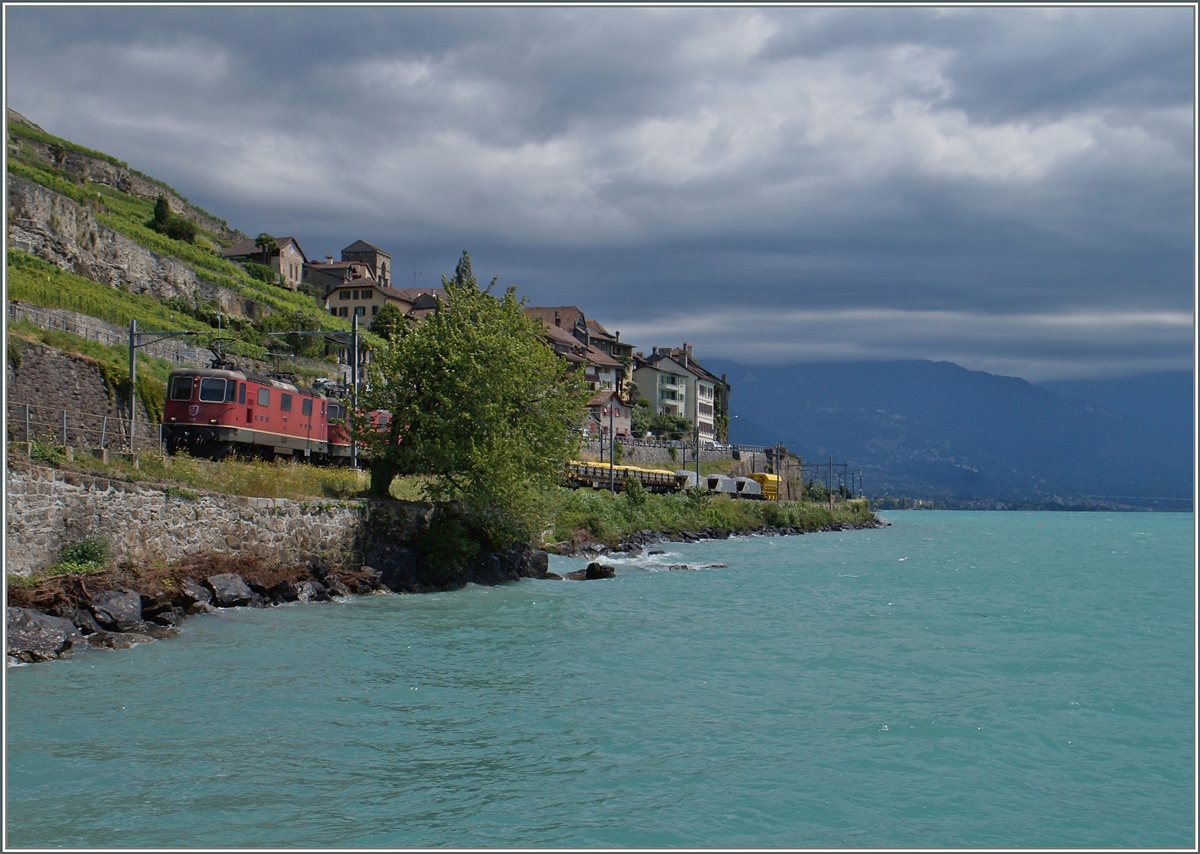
[
  {"xmin": 640, "ymin": 351, "xmax": 707, "ymax": 382},
  {"xmin": 322, "ymin": 276, "xmax": 391, "ymax": 301},
  {"xmin": 389, "ymin": 287, "xmax": 446, "ymax": 304},
  {"xmin": 342, "ymin": 239, "xmax": 388, "ymax": 256},
  {"xmin": 524, "ymin": 306, "xmax": 585, "ymax": 332},
  {"xmin": 585, "ymin": 318, "xmax": 612, "ymax": 337},
  {"xmin": 585, "ymin": 344, "xmax": 622, "ymax": 369},
  {"xmin": 221, "ymin": 236, "xmax": 306, "ymax": 262},
  {"xmin": 586, "ymin": 389, "xmax": 628, "ymax": 408},
  {"xmin": 659, "ymin": 347, "xmax": 725, "ymax": 387},
  {"xmin": 539, "ymin": 321, "xmax": 586, "ymax": 348}
]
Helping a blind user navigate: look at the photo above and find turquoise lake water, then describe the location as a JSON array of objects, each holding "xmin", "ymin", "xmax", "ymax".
[{"xmin": 5, "ymin": 511, "xmax": 1195, "ymax": 848}]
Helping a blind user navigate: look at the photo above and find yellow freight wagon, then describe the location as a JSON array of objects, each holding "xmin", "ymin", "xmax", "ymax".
[
  {"xmin": 565, "ymin": 461, "xmax": 688, "ymax": 493},
  {"xmin": 747, "ymin": 472, "xmax": 780, "ymax": 501}
]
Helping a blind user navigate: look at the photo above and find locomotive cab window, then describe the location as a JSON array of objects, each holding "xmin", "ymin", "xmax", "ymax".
[
  {"xmin": 257, "ymin": 388, "xmax": 270, "ymax": 407},
  {"xmin": 238, "ymin": 383, "xmax": 246, "ymax": 404},
  {"xmin": 302, "ymin": 398, "xmax": 313, "ymax": 417},
  {"xmin": 169, "ymin": 376, "xmax": 194, "ymax": 401},
  {"xmin": 281, "ymin": 393, "xmax": 293, "ymax": 412},
  {"xmin": 199, "ymin": 378, "xmax": 227, "ymax": 402}
]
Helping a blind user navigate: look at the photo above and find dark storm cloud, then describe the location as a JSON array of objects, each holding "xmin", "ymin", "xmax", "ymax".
[{"xmin": 4, "ymin": 5, "xmax": 1193, "ymax": 379}]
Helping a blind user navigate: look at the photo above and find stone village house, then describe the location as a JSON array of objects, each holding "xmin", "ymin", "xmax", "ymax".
[
  {"xmin": 633, "ymin": 344, "xmax": 720, "ymax": 446},
  {"xmin": 221, "ymin": 236, "xmax": 308, "ymax": 290},
  {"xmin": 584, "ymin": 389, "xmax": 632, "ymax": 439}
]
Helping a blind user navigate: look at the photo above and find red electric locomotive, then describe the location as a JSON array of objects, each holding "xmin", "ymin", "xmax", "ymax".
[
  {"xmin": 327, "ymin": 406, "xmax": 391, "ymax": 463},
  {"xmin": 163, "ymin": 366, "xmax": 332, "ymax": 461}
]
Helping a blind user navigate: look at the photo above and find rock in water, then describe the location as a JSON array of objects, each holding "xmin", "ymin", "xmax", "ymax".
[
  {"xmin": 295, "ymin": 580, "xmax": 329, "ymax": 603},
  {"xmin": 86, "ymin": 630, "xmax": 156, "ymax": 650},
  {"xmin": 88, "ymin": 588, "xmax": 147, "ymax": 632},
  {"xmin": 363, "ymin": 545, "xmax": 418, "ymax": 592},
  {"xmin": 175, "ymin": 578, "xmax": 213, "ymax": 611},
  {"xmin": 566, "ymin": 562, "xmax": 617, "ymax": 581},
  {"xmin": 206, "ymin": 573, "xmax": 253, "ymax": 608},
  {"xmin": 7, "ymin": 607, "xmax": 83, "ymax": 662},
  {"xmin": 519, "ymin": 550, "xmax": 551, "ymax": 579},
  {"xmin": 268, "ymin": 580, "xmax": 299, "ymax": 603}
]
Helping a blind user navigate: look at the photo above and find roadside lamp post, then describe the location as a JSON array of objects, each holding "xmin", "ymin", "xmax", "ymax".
[
  {"xmin": 609, "ymin": 398, "xmax": 615, "ymax": 493},
  {"xmin": 351, "ymin": 312, "xmax": 359, "ymax": 469},
  {"xmin": 588, "ymin": 406, "xmax": 616, "ymax": 492}
]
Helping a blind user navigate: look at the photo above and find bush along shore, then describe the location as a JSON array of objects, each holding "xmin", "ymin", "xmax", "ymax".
[{"xmin": 547, "ymin": 485, "xmax": 882, "ymax": 558}]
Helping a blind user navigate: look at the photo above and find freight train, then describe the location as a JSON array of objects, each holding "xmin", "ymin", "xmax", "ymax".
[
  {"xmin": 565, "ymin": 462, "xmax": 780, "ymax": 499},
  {"xmin": 161, "ymin": 364, "xmax": 386, "ymax": 463}
]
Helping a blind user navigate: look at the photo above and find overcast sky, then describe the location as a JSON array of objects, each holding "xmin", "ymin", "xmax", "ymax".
[{"xmin": 5, "ymin": 5, "xmax": 1195, "ymax": 380}]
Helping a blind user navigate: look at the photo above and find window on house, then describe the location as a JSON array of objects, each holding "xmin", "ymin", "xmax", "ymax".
[
  {"xmin": 340, "ymin": 290, "xmax": 350, "ymax": 300},
  {"xmin": 257, "ymin": 388, "xmax": 270, "ymax": 407},
  {"xmin": 339, "ymin": 307, "xmax": 349, "ymax": 317},
  {"xmin": 372, "ymin": 305, "xmax": 378, "ymax": 315},
  {"xmin": 355, "ymin": 306, "xmax": 366, "ymax": 316}
]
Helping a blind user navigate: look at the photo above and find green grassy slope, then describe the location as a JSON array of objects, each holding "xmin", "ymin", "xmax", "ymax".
[{"xmin": 5, "ymin": 125, "xmax": 373, "ymax": 354}]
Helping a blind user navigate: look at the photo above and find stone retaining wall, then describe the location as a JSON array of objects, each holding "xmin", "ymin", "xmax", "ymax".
[
  {"xmin": 4, "ymin": 460, "xmax": 365, "ymax": 578},
  {"xmin": 6, "ymin": 343, "xmax": 151, "ymax": 448},
  {"xmin": 579, "ymin": 438, "xmax": 773, "ymax": 470}
]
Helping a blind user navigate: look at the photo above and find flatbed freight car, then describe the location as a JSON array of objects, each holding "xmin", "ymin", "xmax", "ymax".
[{"xmin": 565, "ymin": 462, "xmax": 689, "ymax": 493}]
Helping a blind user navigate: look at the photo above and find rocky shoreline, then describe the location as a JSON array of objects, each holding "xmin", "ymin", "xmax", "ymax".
[
  {"xmin": 7, "ymin": 516, "xmax": 885, "ymax": 666},
  {"xmin": 5, "ymin": 545, "xmax": 556, "ymax": 666},
  {"xmin": 552, "ymin": 515, "xmax": 887, "ymax": 560}
]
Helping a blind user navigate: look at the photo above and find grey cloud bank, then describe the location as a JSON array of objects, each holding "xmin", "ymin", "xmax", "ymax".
[{"xmin": 5, "ymin": 5, "xmax": 1194, "ymax": 380}]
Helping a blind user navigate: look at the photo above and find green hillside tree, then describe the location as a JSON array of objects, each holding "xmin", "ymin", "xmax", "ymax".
[
  {"xmin": 254, "ymin": 233, "xmax": 278, "ymax": 265},
  {"xmin": 146, "ymin": 194, "xmax": 197, "ymax": 243},
  {"xmin": 153, "ymin": 195, "xmax": 171, "ymax": 227},
  {"xmin": 369, "ymin": 301, "xmax": 407, "ymax": 342},
  {"xmin": 351, "ymin": 251, "xmax": 589, "ymax": 545}
]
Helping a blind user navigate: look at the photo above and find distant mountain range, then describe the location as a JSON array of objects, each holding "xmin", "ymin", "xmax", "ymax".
[{"xmin": 706, "ymin": 359, "xmax": 1193, "ymax": 510}]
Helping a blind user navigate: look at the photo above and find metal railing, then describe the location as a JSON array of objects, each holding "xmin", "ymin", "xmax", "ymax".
[
  {"xmin": 8, "ymin": 300, "xmax": 347, "ymax": 377},
  {"xmin": 6, "ymin": 399, "xmax": 163, "ymax": 454},
  {"xmin": 8, "ymin": 301, "xmax": 205, "ymax": 363}
]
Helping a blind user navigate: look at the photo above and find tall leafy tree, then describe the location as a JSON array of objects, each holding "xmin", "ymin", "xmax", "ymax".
[
  {"xmin": 369, "ymin": 301, "xmax": 407, "ymax": 342},
  {"xmin": 351, "ymin": 251, "xmax": 589, "ymax": 545},
  {"xmin": 254, "ymin": 233, "xmax": 278, "ymax": 264},
  {"xmin": 152, "ymin": 194, "xmax": 171, "ymax": 227}
]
